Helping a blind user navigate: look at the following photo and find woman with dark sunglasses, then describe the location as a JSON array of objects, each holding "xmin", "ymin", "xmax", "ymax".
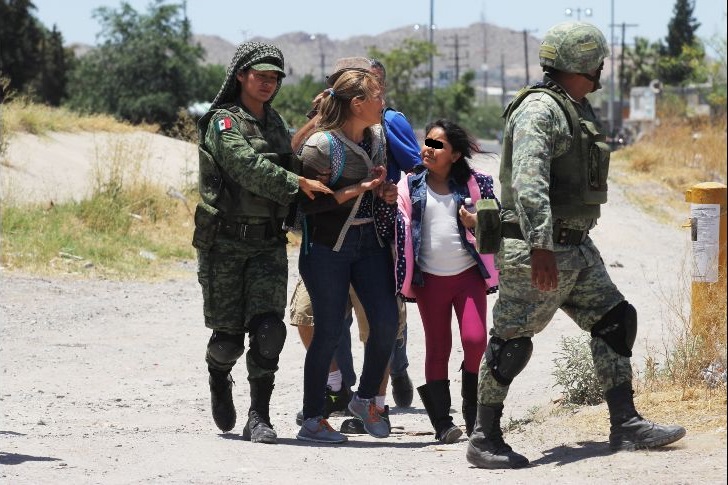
[{"xmin": 391, "ymin": 119, "xmax": 500, "ymax": 444}]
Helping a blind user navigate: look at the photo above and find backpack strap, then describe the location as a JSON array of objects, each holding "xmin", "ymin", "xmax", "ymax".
[{"xmin": 324, "ymin": 131, "xmax": 347, "ymax": 185}]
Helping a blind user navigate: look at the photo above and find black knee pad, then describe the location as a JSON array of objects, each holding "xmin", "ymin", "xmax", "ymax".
[
  {"xmin": 591, "ymin": 301, "xmax": 637, "ymax": 357},
  {"xmin": 484, "ymin": 336, "xmax": 533, "ymax": 386},
  {"xmin": 249, "ymin": 313, "xmax": 287, "ymax": 370},
  {"xmin": 207, "ymin": 331, "xmax": 246, "ymax": 365}
]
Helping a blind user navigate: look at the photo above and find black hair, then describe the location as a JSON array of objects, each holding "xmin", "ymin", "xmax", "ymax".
[
  {"xmin": 424, "ymin": 119, "xmax": 483, "ymax": 186},
  {"xmin": 369, "ymin": 58, "xmax": 386, "ymax": 81}
]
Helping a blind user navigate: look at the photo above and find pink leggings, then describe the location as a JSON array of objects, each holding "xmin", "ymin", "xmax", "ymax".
[{"xmin": 413, "ymin": 265, "xmax": 488, "ymax": 381}]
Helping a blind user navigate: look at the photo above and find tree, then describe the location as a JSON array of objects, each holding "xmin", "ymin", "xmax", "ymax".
[
  {"xmin": 665, "ymin": 0, "xmax": 700, "ymax": 57},
  {"xmin": 66, "ymin": 0, "xmax": 204, "ymax": 128},
  {"xmin": 367, "ymin": 39, "xmax": 436, "ymax": 126},
  {"xmin": 659, "ymin": 0, "xmax": 704, "ymax": 85},
  {"xmin": 705, "ymin": 34, "xmax": 727, "ymax": 116},
  {"xmin": 432, "ymin": 70, "xmax": 477, "ymax": 123},
  {"xmin": 622, "ymin": 37, "xmax": 660, "ymax": 91},
  {"xmin": 0, "ymin": 0, "xmax": 44, "ymax": 94},
  {"xmin": 273, "ymin": 74, "xmax": 323, "ymax": 129},
  {"xmin": 31, "ymin": 26, "xmax": 74, "ymax": 106}
]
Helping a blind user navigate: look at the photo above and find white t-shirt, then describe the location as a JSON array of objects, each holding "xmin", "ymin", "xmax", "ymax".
[{"xmin": 419, "ymin": 186, "xmax": 476, "ymax": 276}]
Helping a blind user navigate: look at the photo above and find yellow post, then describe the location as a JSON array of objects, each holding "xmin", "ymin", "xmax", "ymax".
[{"xmin": 684, "ymin": 182, "xmax": 727, "ymax": 346}]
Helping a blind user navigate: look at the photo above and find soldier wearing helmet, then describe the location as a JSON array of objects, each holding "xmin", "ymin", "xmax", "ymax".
[{"xmin": 466, "ymin": 22, "xmax": 685, "ymax": 469}]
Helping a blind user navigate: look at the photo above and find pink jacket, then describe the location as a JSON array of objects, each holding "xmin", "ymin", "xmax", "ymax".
[{"xmin": 394, "ymin": 171, "xmax": 499, "ymax": 300}]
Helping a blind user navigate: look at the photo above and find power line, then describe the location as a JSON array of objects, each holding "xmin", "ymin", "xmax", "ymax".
[{"xmin": 444, "ymin": 34, "xmax": 469, "ymax": 82}]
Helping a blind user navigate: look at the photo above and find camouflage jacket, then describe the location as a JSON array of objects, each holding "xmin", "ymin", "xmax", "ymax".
[
  {"xmin": 199, "ymin": 102, "xmax": 300, "ymax": 224},
  {"xmin": 500, "ymin": 80, "xmax": 609, "ymax": 251}
]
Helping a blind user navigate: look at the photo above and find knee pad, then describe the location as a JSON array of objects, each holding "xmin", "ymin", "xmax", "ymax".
[
  {"xmin": 207, "ymin": 331, "xmax": 246, "ymax": 365},
  {"xmin": 249, "ymin": 313, "xmax": 287, "ymax": 370},
  {"xmin": 484, "ymin": 337, "xmax": 533, "ymax": 386},
  {"xmin": 591, "ymin": 301, "xmax": 637, "ymax": 358}
]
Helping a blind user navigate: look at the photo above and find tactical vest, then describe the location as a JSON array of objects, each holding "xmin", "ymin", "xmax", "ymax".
[
  {"xmin": 500, "ymin": 82, "xmax": 610, "ymax": 220},
  {"xmin": 197, "ymin": 104, "xmax": 294, "ymax": 223}
]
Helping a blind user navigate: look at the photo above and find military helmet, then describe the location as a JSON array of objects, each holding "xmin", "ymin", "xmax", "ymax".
[{"xmin": 539, "ymin": 22, "xmax": 609, "ymax": 74}]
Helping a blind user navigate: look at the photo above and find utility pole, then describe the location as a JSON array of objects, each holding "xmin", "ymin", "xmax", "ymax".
[
  {"xmin": 427, "ymin": 0, "xmax": 435, "ymax": 121},
  {"xmin": 309, "ymin": 34, "xmax": 326, "ymax": 84},
  {"xmin": 445, "ymin": 34, "xmax": 468, "ymax": 82},
  {"xmin": 522, "ymin": 29, "xmax": 537, "ymax": 86},
  {"xmin": 320, "ymin": 50, "xmax": 326, "ymax": 84},
  {"xmin": 609, "ymin": 0, "xmax": 615, "ymax": 136},
  {"xmin": 481, "ymin": 7, "xmax": 488, "ymax": 103},
  {"xmin": 610, "ymin": 21, "xmax": 638, "ymax": 132},
  {"xmin": 500, "ymin": 52, "xmax": 506, "ymax": 107},
  {"xmin": 181, "ymin": 0, "xmax": 190, "ymax": 41}
]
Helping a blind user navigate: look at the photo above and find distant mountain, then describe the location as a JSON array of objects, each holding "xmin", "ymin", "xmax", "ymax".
[
  {"xmin": 193, "ymin": 22, "xmax": 556, "ymax": 94},
  {"xmin": 71, "ymin": 21, "xmax": 619, "ymax": 96}
]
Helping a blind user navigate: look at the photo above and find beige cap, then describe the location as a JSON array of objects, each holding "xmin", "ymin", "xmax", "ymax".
[{"xmin": 326, "ymin": 57, "xmax": 371, "ymax": 86}]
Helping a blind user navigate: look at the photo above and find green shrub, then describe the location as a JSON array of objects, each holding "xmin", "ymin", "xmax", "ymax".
[{"xmin": 552, "ymin": 334, "xmax": 604, "ymax": 406}]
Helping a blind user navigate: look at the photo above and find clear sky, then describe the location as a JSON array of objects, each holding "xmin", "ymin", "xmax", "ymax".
[{"xmin": 32, "ymin": 0, "xmax": 726, "ymax": 52}]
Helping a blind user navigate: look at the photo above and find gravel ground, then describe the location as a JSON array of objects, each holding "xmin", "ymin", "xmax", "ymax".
[{"xmin": 1, "ymin": 139, "xmax": 726, "ymax": 484}]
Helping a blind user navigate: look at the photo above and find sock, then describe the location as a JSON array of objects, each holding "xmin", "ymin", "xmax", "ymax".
[
  {"xmin": 375, "ymin": 395, "xmax": 386, "ymax": 410},
  {"xmin": 327, "ymin": 370, "xmax": 342, "ymax": 392}
]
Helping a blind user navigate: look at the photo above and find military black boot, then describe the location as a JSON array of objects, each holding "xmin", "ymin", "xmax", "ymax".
[
  {"xmin": 209, "ymin": 369, "xmax": 236, "ymax": 432},
  {"xmin": 417, "ymin": 381, "xmax": 463, "ymax": 444},
  {"xmin": 461, "ymin": 370, "xmax": 478, "ymax": 437},
  {"xmin": 242, "ymin": 374, "xmax": 277, "ymax": 444},
  {"xmin": 466, "ymin": 404, "xmax": 529, "ymax": 469},
  {"xmin": 605, "ymin": 382, "xmax": 686, "ymax": 451}
]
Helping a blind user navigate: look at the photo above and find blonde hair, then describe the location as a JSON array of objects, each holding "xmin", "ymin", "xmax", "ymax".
[{"xmin": 317, "ymin": 70, "xmax": 381, "ymax": 131}]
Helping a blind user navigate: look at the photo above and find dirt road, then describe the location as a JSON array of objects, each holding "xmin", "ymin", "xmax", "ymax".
[{"xmin": 1, "ymin": 145, "xmax": 726, "ymax": 484}]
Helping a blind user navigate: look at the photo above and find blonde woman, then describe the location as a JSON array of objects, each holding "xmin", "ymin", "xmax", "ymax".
[{"xmin": 296, "ymin": 69, "xmax": 399, "ymax": 443}]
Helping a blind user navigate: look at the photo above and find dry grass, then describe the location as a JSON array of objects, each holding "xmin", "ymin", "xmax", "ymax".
[
  {"xmin": 563, "ymin": 386, "xmax": 727, "ymax": 435},
  {"xmin": 1, "ymin": 125, "xmax": 197, "ymax": 279},
  {"xmin": 612, "ymin": 116, "xmax": 727, "ymax": 224},
  {"xmin": 1, "ymin": 97, "xmax": 158, "ymax": 135}
]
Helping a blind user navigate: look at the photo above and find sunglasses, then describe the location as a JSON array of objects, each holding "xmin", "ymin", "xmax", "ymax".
[{"xmin": 424, "ymin": 138, "xmax": 444, "ymax": 149}]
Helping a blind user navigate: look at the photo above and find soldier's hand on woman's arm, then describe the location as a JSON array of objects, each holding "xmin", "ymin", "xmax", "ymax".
[
  {"xmin": 298, "ymin": 177, "xmax": 333, "ymax": 199},
  {"xmin": 330, "ymin": 165, "xmax": 386, "ymax": 204},
  {"xmin": 530, "ymin": 248, "xmax": 558, "ymax": 291}
]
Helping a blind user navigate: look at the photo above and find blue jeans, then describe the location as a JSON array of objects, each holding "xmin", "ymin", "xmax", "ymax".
[
  {"xmin": 335, "ymin": 311, "xmax": 356, "ymax": 388},
  {"xmin": 334, "ymin": 302, "xmax": 407, "ymax": 386},
  {"xmin": 390, "ymin": 324, "xmax": 409, "ymax": 377},
  {"xmin": 300, "ymin": 224, "xmax": 398, "ymax": 419}
]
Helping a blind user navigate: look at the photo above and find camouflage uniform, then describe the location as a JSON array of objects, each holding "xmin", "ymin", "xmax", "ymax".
[
  {"xmin": 196, "ymin": 42, "xmax": 298, "ymax": 378},
  {"xmin": 467, "ymin": 23, "xmax": 684, "ymax": 469},
  {"xmin": 477, "ymin": 84, "xmax": 630, "ymax": 404},
  {"xmin": 194, "ymin": 42, "xmax": 304, "ymax": 441}
]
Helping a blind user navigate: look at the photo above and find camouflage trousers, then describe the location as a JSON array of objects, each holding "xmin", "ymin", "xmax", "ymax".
[
  {"xmin": 197, "ymin": 235, "xmax": 288, "ymax": 378},
  {"xmin": 477, "ymin": 238, "xmax": 631, "ymax": 404}
]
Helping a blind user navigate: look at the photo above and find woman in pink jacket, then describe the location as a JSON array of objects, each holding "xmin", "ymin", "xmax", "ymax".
[{"xmin": 392, "ymin": 119, "xmax": 499, "ymax": 444}]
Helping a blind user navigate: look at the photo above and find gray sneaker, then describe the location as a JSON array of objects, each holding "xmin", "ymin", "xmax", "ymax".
[
  {"xmin": 296, "ymin": 417, "xmax": 348, "ymax": 444},
  {"xmin": 347, "ymin": 393, "xmax": 390, "ymax": 438}
]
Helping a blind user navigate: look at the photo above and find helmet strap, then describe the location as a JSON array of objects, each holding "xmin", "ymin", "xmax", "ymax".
[{"xmin": 580, "ymin": 62, "xmax": 604, "ymax": 93}]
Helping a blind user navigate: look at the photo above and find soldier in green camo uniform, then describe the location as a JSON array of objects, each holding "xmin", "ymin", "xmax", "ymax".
[
  {"xmin": 193, "ymin": 41, "xmax": 331, "ymax": 444},
  {"xmin": 466, "ymin": 22, "xmax": 686, "ymax": 469}
]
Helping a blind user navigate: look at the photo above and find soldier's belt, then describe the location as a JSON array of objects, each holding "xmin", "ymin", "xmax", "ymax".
[
  {"xmin": 501, "ymin": 223, "xmax": 588, "ymax": 245},
  {"xmin": 219, "ymin": 221, "xmax": 282, "ymax": 240}
]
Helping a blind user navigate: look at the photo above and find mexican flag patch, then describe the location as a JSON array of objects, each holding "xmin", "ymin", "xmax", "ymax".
[{"xmin": 216, "ymin": 117, "xmax": 232, "ymax": 133}]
